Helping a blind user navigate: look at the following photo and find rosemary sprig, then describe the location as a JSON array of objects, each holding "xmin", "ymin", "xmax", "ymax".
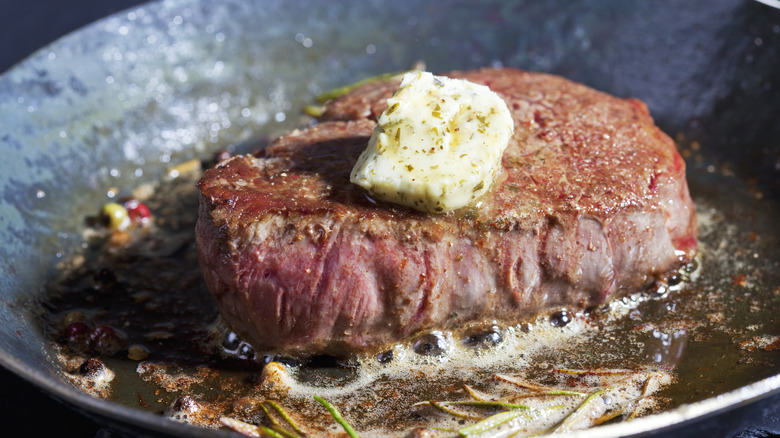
[
  {"xmin": 424, "ymin": 370, "xmax": 666, "ymax": 435},
  {"xmin": 264, "ymin": 400, "xmax": 307, "ymax": 436},
  {"xmin": 313, "ymin": 395, "xmax": 360, "ymax": 438}
]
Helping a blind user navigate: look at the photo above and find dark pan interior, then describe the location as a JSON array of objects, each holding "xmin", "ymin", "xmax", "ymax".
[{"xmin": 0, "ymin": 0, "xmax": 778, "ymax": 436}]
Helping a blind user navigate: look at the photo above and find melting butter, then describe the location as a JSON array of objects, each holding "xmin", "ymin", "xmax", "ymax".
[{"xmin": 350, "ymin": 71, "xmax": 514, "ymax": 213}]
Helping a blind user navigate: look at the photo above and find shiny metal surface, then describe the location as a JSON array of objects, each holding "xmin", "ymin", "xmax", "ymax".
[{"xmin": 0, "ymin": 0, "xmax": 778, "ymax": 436}]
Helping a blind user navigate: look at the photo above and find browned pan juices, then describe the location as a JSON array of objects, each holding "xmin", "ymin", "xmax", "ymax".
[{"xmin": 40, "ymin": 138, "xmax": 780, "ymax": 435}]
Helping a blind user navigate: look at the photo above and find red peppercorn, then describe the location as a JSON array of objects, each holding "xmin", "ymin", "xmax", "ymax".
[
  {"xmin": 63, "ymin": 321, "xmax": 91, "ymax": 340},
  {"xmin": 123, "ymin": 199, "xmax": 151, "ymax": 223},
  {"xmin": 90, "ymin": 325, "xmax": 125, "ymax": 355},
  {"xmin": 91, "ymin": 325, "xmax": 117, "ymax": 345},
  {"xmin": 62, "ymin": 321, "xmax": 92, "ymax": 352}
]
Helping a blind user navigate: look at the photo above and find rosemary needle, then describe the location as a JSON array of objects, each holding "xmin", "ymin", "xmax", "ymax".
[
  {"xmin": 220, "ymin": 417, "xmax": 287, "ymax": 438},
  {"xmin": 259, "ymin": 427, "xmax": 288, "ymax": 438},
  {"xmin": 302, "ymin": 105, "xmax": 326, "ymax": 118},
  {"xmin": 592, "ymin": 408, "xmax": 626, "ymax": 426},
  {"xmin": 462, "ymin": 384, "xmax": 488, "ymax": 401},
  {"xmin": 315, "ymin": 71, "xmax": 408, "ymax": 102},
  {"xmin": 446, "ymin": 400, "xmax": 531, "ymax": 410},
  {"xmin": 258, "ymin": 404, "xmax": 299, "ymax": 438},
  {"xmin": 269, "ymin": 427, "xmax": 299, "ymax": 438},
  {"xmin": 264, "ymin": 400, "xmax": 306, "ymax": 436},
  {"xmin": 313, "ymin": 396, "xmax": 360, "ymax": 438},
  {"xmin": 458, "ymin": 410, "xmax": 527, "ymax": 437},
  {"xmin": 553, "ymin": 368, "xmax": 633, "ymax": 376},
  {"xmin": 259, "ymin": 403, "xmax": 282, "ymax": 428},
  {"xmin": 509, "ymin": 389, "xmax": 587, "ymax": 399},
  {"xmin": 494, "ymin": 374, "xmax": 555, "ymax": 392},
  {"xmin": 426, "ymin": 401, "xmax": 484, "ymax": 421},
  {"xmin": 550, "ymin": 389, "xmax": 606, "ymax": 433}
]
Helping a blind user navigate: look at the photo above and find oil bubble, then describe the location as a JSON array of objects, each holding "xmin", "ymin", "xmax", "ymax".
[
  {"xmin": 549, "ymin": 310, "xmax": 571, "ymax": 328},
  {"xmin": 463, "ymin": 326, "xmax": 502, "ymax": 349},
  {"xmin": 413, "ymin": 332, "xmax": 449, "ymax": 356}
]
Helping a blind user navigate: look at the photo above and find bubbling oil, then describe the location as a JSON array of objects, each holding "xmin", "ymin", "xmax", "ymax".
[
  {"xmin": 47, "ymin": 154, "xmax": 780, "ymax": 437},
  {"xmin": 191, "ymin": 265, "xmax": 690, "ymax": 438},
  {"xmin": 205, "ymin": 285, "xmax": 682, "ymax": 437}
]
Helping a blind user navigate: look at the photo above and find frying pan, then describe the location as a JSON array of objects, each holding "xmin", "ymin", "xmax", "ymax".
[{"xmin": 0, "ymin": 0, "xmax": 778, "ymax": 436}]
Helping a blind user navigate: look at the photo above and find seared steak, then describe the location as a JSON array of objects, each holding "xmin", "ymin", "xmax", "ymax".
[{"xmin": 196, "ymin": 68, "xmax": 697, "ymax": 355}]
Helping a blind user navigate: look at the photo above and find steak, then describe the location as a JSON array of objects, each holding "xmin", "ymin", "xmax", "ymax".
[{"xmin": 196, "ymin": 68, "xmax": 697, "ymax": 355}]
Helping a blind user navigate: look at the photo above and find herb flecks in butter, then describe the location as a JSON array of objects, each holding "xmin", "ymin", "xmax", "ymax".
[{"xmin": 350, "ymin": 71, "xmax": 513, "ymax": 213}]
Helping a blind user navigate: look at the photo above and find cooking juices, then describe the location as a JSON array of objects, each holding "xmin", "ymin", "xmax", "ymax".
[{"xmin": 42, "ymin": 145, "xmax": 780, "ymax": 436}]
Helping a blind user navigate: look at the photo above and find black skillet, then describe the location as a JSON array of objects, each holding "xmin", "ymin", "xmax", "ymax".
[{"xmin": 0, "ymin": 1, "xmax": 778, "ymax": 436}]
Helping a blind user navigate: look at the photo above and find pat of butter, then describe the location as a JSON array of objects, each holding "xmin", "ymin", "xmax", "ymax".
[{"xmin": 350, "ymin": 71, "xmax": 513, "ymax": 213}]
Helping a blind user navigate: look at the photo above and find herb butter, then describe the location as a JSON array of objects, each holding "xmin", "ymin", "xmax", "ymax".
[{"xmin": 350, "ymin": 71, "xmax": 513, "ymax": 213}]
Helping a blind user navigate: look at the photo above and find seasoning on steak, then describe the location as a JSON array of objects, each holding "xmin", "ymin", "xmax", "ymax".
[{"xmin": 196, "ymin": 68, "xmax": 698, "ymax": 355}]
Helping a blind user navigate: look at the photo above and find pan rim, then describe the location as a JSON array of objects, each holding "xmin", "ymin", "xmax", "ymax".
[
  {"xmin": 1, "ymin": 348, "xmax": 778, "ymax": 437},
  {"xmin": 0, "ymin": 350, "xmax": 224, "ymax": 437},
  {"xmin": 0, "ymin": 0, "xmax": 778, "ymax": 436}
]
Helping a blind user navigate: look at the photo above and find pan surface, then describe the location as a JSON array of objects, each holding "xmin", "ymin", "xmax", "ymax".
[{"xmin": 0, "ymin": 0, "xmax": 778, "ymax": 436}]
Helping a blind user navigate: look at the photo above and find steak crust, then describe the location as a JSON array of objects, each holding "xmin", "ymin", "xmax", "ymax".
[{"xmin": 196, "ymin": 68, "xmax": 697, "ymax": 355}]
